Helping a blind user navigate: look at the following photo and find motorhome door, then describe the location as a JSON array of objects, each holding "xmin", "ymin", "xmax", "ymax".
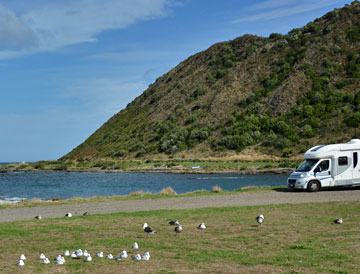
[
  {"xmin": 313, "ymin": 159, "xmax": 333, "ymax": 187},
  {"xmin": 353, "ymin": 152, "xmax": 360, "ymax": 184}
]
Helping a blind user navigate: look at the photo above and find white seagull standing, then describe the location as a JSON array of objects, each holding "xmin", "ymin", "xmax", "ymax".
[
  {"xmin": 198, "ymin": 223, "xmax": 206, "ymax": 229},
  {"xmin": 17, "ymin": 260, "xmax": 25, "ymax": 266},
  {"xmin": 143, "ymin": 223, "xmax": 156, "ymax": 237},
  {"xmin": 256, "ymin": 214, "xmax": 264, "ymax": 226},
  {"xmin": 19, "ymin": 254, "xmax": 26, "ymax": 260},
  {"xmin": 132, "ymin": 242, "xmax": 139, "ymax": 250}
]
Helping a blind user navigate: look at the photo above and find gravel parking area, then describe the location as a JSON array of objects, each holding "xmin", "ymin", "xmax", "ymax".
[{"xmin": 1, "ymin": 189, "xmax": 359, "ymax": 222}]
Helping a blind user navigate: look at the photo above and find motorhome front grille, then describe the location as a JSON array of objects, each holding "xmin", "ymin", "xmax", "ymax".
[{"xmin": 288, "ymin": 179, "xmax": 296, "ymax": 184}]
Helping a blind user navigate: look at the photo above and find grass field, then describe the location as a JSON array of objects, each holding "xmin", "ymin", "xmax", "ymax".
[{"xmin": 0, "ymin": 202, "xmax": 359, "ymax": 273}]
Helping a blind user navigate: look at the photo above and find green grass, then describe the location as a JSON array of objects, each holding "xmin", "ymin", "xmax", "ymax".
[
  {"xmin": 0, "ymin": 202, "xmax": 359, "ymax": 273},
  {"xmin": 0, "ymin": 186, "xmax": 288, "ymax": 210}
]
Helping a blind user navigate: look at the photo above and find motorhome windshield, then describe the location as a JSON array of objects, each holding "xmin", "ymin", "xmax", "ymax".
[{"xmin": 296, "ymin": 159, "xmax": 319, "ymax": 172}]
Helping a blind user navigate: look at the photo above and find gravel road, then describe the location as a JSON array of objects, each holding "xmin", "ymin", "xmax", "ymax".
[{"xmin": 1, "ymin": 189, "xmax": 359, "ymax": 222}]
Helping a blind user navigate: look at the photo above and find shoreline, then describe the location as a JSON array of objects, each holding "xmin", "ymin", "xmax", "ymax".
[{"xmin": 0, "ymin": 167, "xmax": 294, "ymax": 175}]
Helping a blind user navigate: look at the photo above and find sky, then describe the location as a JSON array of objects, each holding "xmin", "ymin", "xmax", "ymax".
[{"xmin": 0, "ymin": 0, "xmax": 352, "ymax": 162}]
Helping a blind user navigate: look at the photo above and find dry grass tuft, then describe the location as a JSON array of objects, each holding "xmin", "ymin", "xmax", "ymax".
[
  {"xmin": 212, "ymin": 185, "xmax": 223, "ymax": 193},
  {"xmin": 159, "ymin": 186, "xmax": 176, "ymax": 194},
  {"xmin": 128, "ymin": 190, "xmax": 151, "ymax": 196}
]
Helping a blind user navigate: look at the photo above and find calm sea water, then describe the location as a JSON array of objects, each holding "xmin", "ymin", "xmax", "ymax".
[{"xmin": 0, "ymin": 172, "xmax": 289, "ymax": 203}]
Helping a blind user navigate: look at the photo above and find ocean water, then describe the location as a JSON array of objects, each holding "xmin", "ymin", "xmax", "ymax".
[{"xmin": 0, "ymin": 172, "xmax": 289, "ymax": 203}]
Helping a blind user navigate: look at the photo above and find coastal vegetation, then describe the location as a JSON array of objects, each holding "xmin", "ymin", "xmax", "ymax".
[
  {"xmin": 62, "ymin": 2, "xmax": 360, "ymax": 161},
  {"xmin": 0, "ymin": 202, "xmax": 359, "ymax": 273},
  {"xmin": 0, "ymin": 158, "xmax": 301, "ymax": 173}
]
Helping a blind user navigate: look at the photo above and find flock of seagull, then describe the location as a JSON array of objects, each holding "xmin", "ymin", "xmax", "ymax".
[{"xmin": 16, "ymin": 212, "xmax": 344, "ymax": 267}]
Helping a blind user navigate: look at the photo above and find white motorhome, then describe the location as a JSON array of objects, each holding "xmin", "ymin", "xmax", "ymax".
[{"xmin": 288, "ymin": 139, "xmax": 360, "ymax": 191}]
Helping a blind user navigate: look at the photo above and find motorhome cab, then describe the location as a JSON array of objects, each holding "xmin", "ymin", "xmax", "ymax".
[{"xmin": 288, "ymin": 139, "xmax": 360, "ymax": 192}]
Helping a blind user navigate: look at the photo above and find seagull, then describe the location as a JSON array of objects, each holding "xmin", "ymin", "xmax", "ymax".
[
  {"xmin": 132, "ymin": 254, "xmax": 141, "ymax": 261},
  {"xmin": 17, "ymin": 259, "xmax": 25, "ymax": 266},
  {"xmin": 141, "ymin": 252, "xmax": 150, "ymax": 261},
  {"xmin": 65, "ymin": 213, "xmax": 72, "ymax": 217},
  {"xmin": 96, "ymin": 251, "xmax": 104, "ymax": 258},
  {"xmin": 43, "ymin": 258, "xmax": 50, "ymax": 264},
  {"xmin": 75, "ymin": 249, "xmax": 83, "ymax": 257},
  {"xmin": 175, "ymin": 224, "xmax": 183, "ymax": 235},
  {"xmin": 334, "ymin": 218, "xmax": 343, "ymax": 224},
  {"xmin": 198, "ymin": 223, "xmax": 206, "ymax": 229},
  {"xmin": 19, "ymin": 254, "xmax": 26, "ymax": 260},
  {"xmin": 256, "ymin": 214, "xmax": 264, "ymax": 226},
  {"xmin": 132, "ymin": 242, "xmax": 139, "ymax": 250},
  {"xmin": 84, "ymin": 255, "xmax": 92, "ymax": 262},
  {"xmin": 70, "ymin": 252, "xmax": 77, "ymax": 258},
  {"xmin": 83, "ymin": 212, "xmax": 90, "ymax": 216},
  {"xmin": 143, "ymin": 223, "xmax": 156, "ymax": 237},
  {"xmin": 106, "ymin": 254, "xmax": 113, "ymax": 259},
  {"xmin": 83, "ymin": 250, "xmax": 89, "ymax": 257},
  {"xmin": 55, "ymin": 256, "xmax": 65, "ymax": 265},
  {"xmin": 119, "ymin": 250, "xmax": 128, "ymax": 259},
  {"xmin": 63, "ymin": 250, "xmax": 70, "ymax": 257},
  {"xmin": 39, "ymin": 253, "xmax": 46, "ymax": 260},
  {"xmin": 169, "ymin": 220, "xmax": 180, "ymax": 225},
  {"xmin": 35, "ymin": 215, "xmax": 42, "ymax": 220}
]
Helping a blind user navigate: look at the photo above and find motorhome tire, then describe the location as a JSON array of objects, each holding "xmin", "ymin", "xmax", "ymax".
[{"xmin": 308, "ymin": 181, "xmax": 320, "ymax": 192}]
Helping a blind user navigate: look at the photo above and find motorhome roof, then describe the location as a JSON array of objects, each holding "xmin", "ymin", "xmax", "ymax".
[{"xmin": 304, "ymin": 139, "xmax": 360, "ymax": 159}]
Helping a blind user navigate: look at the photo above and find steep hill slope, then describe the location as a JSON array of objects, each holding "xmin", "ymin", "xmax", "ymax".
[{"xmin": 63, "ymin": 1, "xmax": 360, "ymax": 160}]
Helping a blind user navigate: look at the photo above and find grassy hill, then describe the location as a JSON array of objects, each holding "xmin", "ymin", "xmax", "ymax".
[{"xmin": 63, "ymin": 1, "xmax": 360, "ymax": 161}]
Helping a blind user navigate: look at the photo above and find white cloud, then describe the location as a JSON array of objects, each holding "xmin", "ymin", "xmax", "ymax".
[
  {"xmin": 0, "ymin": 0, "xmax": 172, "ymax": 59},
  {"xmin": 233, "ymin": 0, "xmax": 346, "ymax": 23},
  {"xmin": 0, "ymin": 4, "xmax": 38, "ymax": 49}
]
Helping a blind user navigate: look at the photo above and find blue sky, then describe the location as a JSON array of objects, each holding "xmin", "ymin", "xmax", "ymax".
[{"xmin": 0, "ymin": 0, "xmax": 352, "ymax": 162}]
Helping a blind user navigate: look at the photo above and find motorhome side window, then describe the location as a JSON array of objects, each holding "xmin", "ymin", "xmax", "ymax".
[
  {"xmin": 338, "ymin": 157, "xmax": 348, "ymax": 166},
  {"xmin": 317, "ymin": 160, "xmax": 329, "ymax": 172}
]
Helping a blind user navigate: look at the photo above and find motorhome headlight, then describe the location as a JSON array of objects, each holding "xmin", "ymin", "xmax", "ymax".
[{"xmin": 300, "ymin": 173, "xmax": 305, "ymax": 178}]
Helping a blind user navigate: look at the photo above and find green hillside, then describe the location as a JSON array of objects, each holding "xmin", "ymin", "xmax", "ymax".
[{"xmin": 62, "ymin": 1, "xmax": 360, "ymax": 161}]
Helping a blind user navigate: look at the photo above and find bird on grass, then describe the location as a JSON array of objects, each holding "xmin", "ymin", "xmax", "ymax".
[
  {"xmin": 65, "ymin": 213, "xmax": 72, "ymax": 217},
  {"xmin": 132, "ymin": 254, "xmax": 141, "ymax": 261},
  {"xmin": 106, "ymin": 254, "xmax": 113, "ymax": 259},
  {"xmin": 19, "ymin": 254, "xmax": 26, "ymax": 260},
  {"xmin": 83, "ymin": 212, "xmax": 90, "ymax": 216},
  {"xmin": 35, "ymin": 215, "xmax": 42, "ymax": 220},
  {"xmin": 256, "ymin": 214, "xmax": 264, "ymax": 226},
  {"xmin": 43, "ymin": 258, "xmax": 50, "ymax": 264},
  {"xmin": 39, "ymin": 253, "xmax": 46, "ymax": 260},
  {"xmin": 132, "ymin": 242, "xmax": 139, "ymax": 250},
  {"xmin": 96, "ymin": 251, "xmax": 104, "ymax": 258},
  {"xmin": 141, "ymin": 252, "xmax": 150, "ymax": 261},
  {"xmin": 84, "ymin": 254, "xmax": 92, "ymax": 262},
  {"xmin": 174, "ymin": 224, "xmax": 183, "ymax": 235},
  {"xmin": 169, "ymin": 220, "xmax": 179, "ymax": 225},
  {"xmin": 143, "ymin": 223, "xmax": 156, "ymax": 237},
  {"xmin": 334, "ymin": 218, "xmax": 343, "ymax": 224},
  {"xmin": 16, "ymin": 260, "xmax": 25, "ymax": 266},
  {"xmin": 198, "ymin": 223, "xmax": 206, "ymax": 229},
  {"xmin": 63, "ymin": 250, "xmax": 70, "ymax": 257}
]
